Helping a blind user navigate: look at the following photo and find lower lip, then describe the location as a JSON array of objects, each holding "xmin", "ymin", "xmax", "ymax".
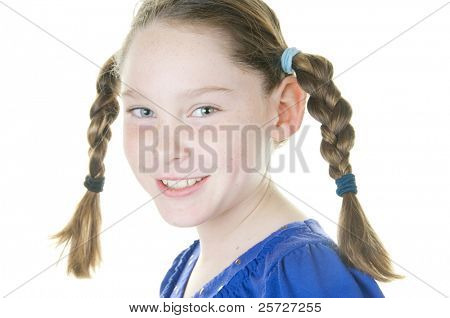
[{"xmin": 156, "ymin": 176, "xmax": 210, "ymax": 198}]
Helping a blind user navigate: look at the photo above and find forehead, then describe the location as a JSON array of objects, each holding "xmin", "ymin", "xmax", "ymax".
[{"xmin": 119, "ymin": 22, "xmax": 259, "ymax": 97}]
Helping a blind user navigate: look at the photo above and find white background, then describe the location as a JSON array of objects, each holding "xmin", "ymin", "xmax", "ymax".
[{"xmin": 1, "ymin": 0, "xmax": 449, "ymax": 316}]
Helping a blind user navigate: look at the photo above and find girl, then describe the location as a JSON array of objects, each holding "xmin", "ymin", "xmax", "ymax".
[{"xmin": 51, "ymin": 0, "xmax": 404, "ymax": 298}]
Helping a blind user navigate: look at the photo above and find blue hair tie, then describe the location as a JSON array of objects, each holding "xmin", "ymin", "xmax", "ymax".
[
  {"xmin": 335, "ymin": 173, "xmax": 357, "ymax": 197},
  {"xmin": 281, "ymin": 47, "xmax": 301, "ymax": 74},
  {"xmin": 84, "ymin": 175, "xmax": 105, "ymax": 193}
]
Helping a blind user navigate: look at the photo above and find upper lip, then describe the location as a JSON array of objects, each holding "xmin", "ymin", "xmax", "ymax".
[{"xmin": 157, "ymin": 176, "xmax": 210, "ymax": 180}]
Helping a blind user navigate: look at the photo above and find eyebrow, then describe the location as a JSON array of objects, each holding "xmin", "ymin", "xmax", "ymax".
[
  {"xmin": 181, "ymin": 86, "xmax": 234, "ymax": 97},
  {"xmin": 120, "ymin": 85, "xmax": 234, "ymax": 98}
]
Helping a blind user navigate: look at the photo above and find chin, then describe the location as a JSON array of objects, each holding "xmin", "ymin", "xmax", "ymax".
[{"xmin": 158, "ymin": 208, "xmax": 207, "ymax": 228}]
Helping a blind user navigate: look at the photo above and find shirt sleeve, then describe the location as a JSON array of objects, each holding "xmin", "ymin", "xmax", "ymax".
[{"xmin": 263, "ymin": 241, "xmax": 384, "ymax": 298}]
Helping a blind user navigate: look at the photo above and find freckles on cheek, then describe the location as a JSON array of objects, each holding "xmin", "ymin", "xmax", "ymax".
[
  {"xmin": 124, "ymin": 122, "xmax": 159, "ymax": 174},
  {"xmin": 224, "ymin": 141, "xmax": 243, "ymax": 175}
]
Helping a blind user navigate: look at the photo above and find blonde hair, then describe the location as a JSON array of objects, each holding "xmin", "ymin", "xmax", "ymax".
[{"xmin": 51, "ymin": 0, "xmax": 404, "ymax": 282}]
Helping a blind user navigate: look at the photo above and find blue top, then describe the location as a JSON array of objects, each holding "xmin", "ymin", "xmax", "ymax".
[{"xmin": 160, "ymin": 218, "xmax": 384, "ymax": 298}]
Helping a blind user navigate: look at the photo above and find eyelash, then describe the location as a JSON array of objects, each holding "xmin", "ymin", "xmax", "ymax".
[{"xmin": 126, "ymin": 105, "xmax": 220, "ymax": 119}]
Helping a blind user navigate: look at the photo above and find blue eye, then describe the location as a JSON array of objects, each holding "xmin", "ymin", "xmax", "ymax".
[
  {"xmin": 127, "ymin": 107, "xmax": 155, "ymax": 118},
  {"xmin": 191, "ymin": 105, "xmax": 220, "ymax": 117}
]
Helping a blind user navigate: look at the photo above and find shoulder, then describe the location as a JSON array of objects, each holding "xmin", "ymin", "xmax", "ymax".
[{"xmin": 263, "ymin": 239, "xmax": 384, "ymax": 298}]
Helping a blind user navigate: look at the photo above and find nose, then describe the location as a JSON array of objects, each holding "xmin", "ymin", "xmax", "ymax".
[{"xmin": 155, "ymin": 121, "xmax": 194, "ymax": 171}]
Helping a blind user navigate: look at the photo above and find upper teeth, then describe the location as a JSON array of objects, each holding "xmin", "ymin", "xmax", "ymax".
[{"xmin": 161, "ymin": 177, "xmax": 205, "ymax": 189}]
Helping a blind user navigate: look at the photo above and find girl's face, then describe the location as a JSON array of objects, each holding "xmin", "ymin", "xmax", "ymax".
[{"xmin": 119, "ymin": 22, "xmax": 282, "ymax": 227}]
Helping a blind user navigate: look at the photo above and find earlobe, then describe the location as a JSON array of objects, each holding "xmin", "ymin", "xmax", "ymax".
[{"xmin": 270, "ymin": 119, "xmax": 291, "ymax": 142}]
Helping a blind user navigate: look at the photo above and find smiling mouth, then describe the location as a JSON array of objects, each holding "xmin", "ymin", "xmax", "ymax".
[
  {"xmin": 159, "ymin": 176, "xmax": 208, "ymax": 189},
  {"xmin": 156, "ymin": 175, "xmax": 211, "ymax": 197}
]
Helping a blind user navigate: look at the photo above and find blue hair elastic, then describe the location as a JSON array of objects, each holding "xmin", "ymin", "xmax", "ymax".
[
  {"xmin": 335, "ymin": 173, "xmax": 357, "ymax": 197},
  {"xmin": 281, "ymin": 47, "xmax": 301, "ymax": 74},
  {"xmin": 84, "ymin": 175, "xmax": 105, "ymax": 193}
]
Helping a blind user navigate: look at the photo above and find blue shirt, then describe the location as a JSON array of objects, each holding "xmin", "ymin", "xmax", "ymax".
[{"xmin": 160, "ymin": 218, "xmax": 384, "ymax": 298}]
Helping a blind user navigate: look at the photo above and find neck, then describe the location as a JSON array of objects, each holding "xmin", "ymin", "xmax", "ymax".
[{"xmin": 195, "ymin": 174, "xmax": 302, "ymax": 266}]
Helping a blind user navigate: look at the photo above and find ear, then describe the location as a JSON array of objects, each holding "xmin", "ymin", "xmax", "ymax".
[{"xmin": 268, "ymin": 75, "xmax": 307, "ymax": 143}]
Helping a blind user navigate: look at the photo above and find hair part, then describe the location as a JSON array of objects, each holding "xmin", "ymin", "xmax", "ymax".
[{"xmin": 52, "ymin": 0, "xmax": 404, "ymax": 282}]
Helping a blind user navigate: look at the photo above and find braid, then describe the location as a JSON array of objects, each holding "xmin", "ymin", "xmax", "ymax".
[
  {"xmin": 292, "ymin": 53, "xmax": 404, "ymax": 282},
  {"xmin": 50, "ymin": 55, "xmax": 120, "ymax": 278}
]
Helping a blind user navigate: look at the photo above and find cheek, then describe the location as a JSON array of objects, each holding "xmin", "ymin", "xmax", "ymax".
[
  {"xmin": 216, "ymin": 127, "xmax": 271, "ymax": 210},
  {"xmin": 213, "ymin": 126, "xmax": 267, "ymax": 176},
  {"xmin": 123, "ymin": 122, "xmax": 138, "ymax": 157},
  {"xmin": 225, "ymin": 106, "xmax": 269, "ymax": 171},
  {"xmin": 123, "ymin": 121, "xmax": 150, "ymax": 175},
  {"xmin": 218, "ymin": 133, "xmax": 266, "ymax": 209},
  {"xmin": 123, "ymin": 122, "xmax": 160, "ymax": 195},
  {"xmin": 235, "ymin": 128, "xmax": 268, "ymax": 173}
]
